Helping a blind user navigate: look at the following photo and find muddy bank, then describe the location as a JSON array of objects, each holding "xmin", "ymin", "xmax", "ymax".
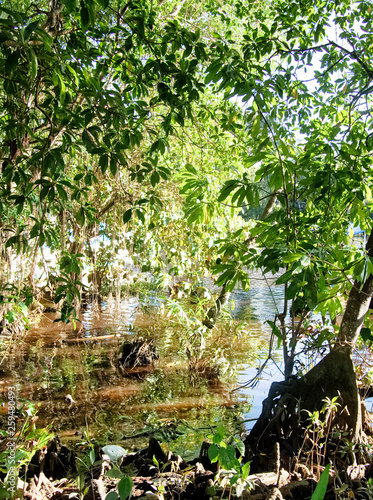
[{"xmin": 10, "ymin": 430, "xmax": 373, "ymax": 500}]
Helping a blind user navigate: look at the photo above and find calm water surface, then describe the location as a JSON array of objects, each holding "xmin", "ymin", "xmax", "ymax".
[{"xmin": 0, "ymin": 274, "xmax": 286, "ymax": 458}]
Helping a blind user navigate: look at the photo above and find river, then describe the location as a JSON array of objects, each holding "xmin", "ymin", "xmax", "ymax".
[{"xmin": 0, "ymin": 274, "xmax": 294, "ymax": 459}]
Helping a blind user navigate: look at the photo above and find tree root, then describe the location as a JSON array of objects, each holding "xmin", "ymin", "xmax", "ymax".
[
  {"xmin": 265, "ymin": 487, "xmax": 283, "ymax": 500},
  {"xmin": 245, "ymin": 348, "xmax": 366, "ymax": 472}
]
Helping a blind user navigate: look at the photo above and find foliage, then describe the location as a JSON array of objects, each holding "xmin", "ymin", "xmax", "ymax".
[
  {"xmin": 105, "ymin": 469, "xmax": 133, "ymax": 500},
  {"xmin": 1, "ymin": 0, "xmax": 373, "ymax": 335},
  {"xmin": 207, "ymin": 424, "xmax": 252, "ymax": 497},
  {"xmin": 161, "ymin": 289, "xmax": 213, "ymax": 361},
  {"xmin": 0, "ymin": 402, "xmax": 54, "ymax": 498},
  {"xmin": 311, "ymin": 463, "xmax": 331, "ymax": 500},
  {"xmin": 102, "ymin": 443, "xmax": 133, "ymax": 500},
  {"xmin": 2, "ymin": 0, "xmax": 373, "ymax": 489},
  {"xmin": 302, "ymin": 397, "xmax": 340, "ymax": 478},
  {"xmin": 75, "ymin": 439, "xmax": 133, "ymax": 500},
  {"xmin": 0, "ymin": 0, "xmax": 257, "ymax": 325},
  {"xmin": 195, "ymin": 0, "xmax": 373, "ymax": 379}
]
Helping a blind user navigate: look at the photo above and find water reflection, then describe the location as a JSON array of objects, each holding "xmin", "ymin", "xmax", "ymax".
[
  {"xmin": 0, "ymin": 278, "xmax": 285, "ymax": 457},
  {"xmin": 231, "ymin": 281, "xmax": 285, "ymax": 428}
]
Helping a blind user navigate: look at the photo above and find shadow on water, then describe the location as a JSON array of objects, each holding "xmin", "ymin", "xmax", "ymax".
[{"xmin": 0, "ymin": 276, "xmax": 285, "ymax": 458}]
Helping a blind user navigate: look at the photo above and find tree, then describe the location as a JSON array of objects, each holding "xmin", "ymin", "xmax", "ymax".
[
  {"xmin": 196, "ymin": 0, "xmax": 373, "ymax": 449},
  {"xmin": 0, "ymin": 0, "xmax": 250, "ymax": 324},
  {"xmin": 2, "ymin": 0, "xmax": 373, "ymax": 454}
]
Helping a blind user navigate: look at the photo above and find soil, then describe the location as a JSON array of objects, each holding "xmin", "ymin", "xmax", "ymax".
[{"xmin": 9, "ymin": 421, "xmax": 373, "ymax": 500}]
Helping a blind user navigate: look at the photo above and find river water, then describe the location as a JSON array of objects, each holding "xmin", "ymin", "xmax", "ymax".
[{"xmin": 0, "ymin": 274, "xmax": 289, "ymax": 459}]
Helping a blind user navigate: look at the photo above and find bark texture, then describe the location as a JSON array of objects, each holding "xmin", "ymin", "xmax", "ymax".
[{"xmin": 246, "ymin": 228, "xmax": 373, "ymax": 457}]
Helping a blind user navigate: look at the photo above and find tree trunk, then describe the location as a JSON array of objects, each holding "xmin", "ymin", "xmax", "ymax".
[
  {"xmin": 60, "ymin": 210, "xmax": 66, "ymax": 253},
  {"xmin": 246, "ymin": 229, "xmax": 373, "ymax": 457},
  {"xmin": 28, "ymin": 238, "xmax": 40, "ymax": 294},
  {"xmin": 202, "ymin": 284, "xmax": 230, "ymax": 328},
  {"xmin": 68, "ymin": 225, "xmax": 85, "ymax": 317}
]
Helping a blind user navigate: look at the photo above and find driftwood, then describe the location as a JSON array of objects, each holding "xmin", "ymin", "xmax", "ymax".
[{"xmin": 63, "ymin": 334, "xmax": 117, "ymax": 343}]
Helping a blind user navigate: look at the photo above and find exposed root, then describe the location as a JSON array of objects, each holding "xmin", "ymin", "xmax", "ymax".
[
  {"xmin": 265, "ymin": 488, "xmax": 283, "ymax": 500},
  {"xmin": 119, "ymin": 338, "xmax": 158, "ymax": 370}
]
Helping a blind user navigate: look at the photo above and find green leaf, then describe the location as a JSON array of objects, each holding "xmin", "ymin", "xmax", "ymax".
[
  {"xmin": 265, "ymin": 320, "xmax": 282, "ymax": 348},
  {"xmin": 118, "ymin": 476, "xmax": 133, "ymax": 500},
  {"xmin": 217, "ymin": 180, "xmax": 240, "ymax": 202},
  {"xmin": 279, "ymin": 140, "xmax": 290, "ymax": 157},
  {"xmin": 40, "ymin": 186, "xmax": 50, "ymax": 200},
  {"xmin": 300, "ymin": 255, "xmax": 311, "ymax": 267},
  {"xmin": 158, "ymin": 166, "xmax": 170, "ymax": 180},
  {"xmin": 48, "ymin": 186, "xmax": 55, "ymax": 203},
  {"xmin": 304, "ymin": 272, "xmax": 318, "ymax": 310},
  {"xmin": 81, "ymin": 0, "xmax": 95, "ymax": 28},
  {"xmin": 19, "ymin": 302, "xmax": 28, "ymax": 316},
  {"xmin": 213, "ymin": 424, "xmax": 225, "ymax": 444},
  {"xmin": 215, "ymin": 269, "xmax": 235, "ymax": 287},
  {"xmin": 24, "ymin": 20, "xmax": 39, "ymax": 41},
  {"xmin": 187, "ymin": 205, "xmax": 203, "ymax": 224},
  {"xmin": 252, "ymin": 115, "xmax": 261, "ymax": 138},
  {"xmin": 34, "ymin": 26, "xmax": 54, "ymax": 50},
  {"xmin": 282, "ymin": 253, "xmax": 304, "ymax": 263},
  {"xmin": 5, "ymin": 51, "xmax": 20, "ymax": 76},
  {"xmin": 29, "ymin": 49, "xmax": 38, "ymax": 80},
  {"xmin": 106, "ymin": 468, "xmax": 124, "ymax": 479},
  {"xmin": 235, "ymin": 440, "xmax": 245, "ymax": 456},
  {"xmin": 123, "ymin": 209, "xmax": 132, "ymax": 224},
  {"xmin": 105, "ymin": 492, "xmax": 119, "ymax": 500},
  {"xmin": 76, "ymin": 207, "xmax": 85, "ymax": 226},
  {"xmin": 135, "ymin": 209, "xmax": 145, "ymax": 223},
  {"xmin": 110, "ymin": 157, "xmax": 117, "ymax": 176},
  {"xmin": 218, "ymin": 445, "xmax": 239, "ymax": 470},
  {"xmin": 150, "ymin": 140, "xmax": 160, "ymax": 153},
  {"xmin": 56, "ymin": 72, "xmax": 66, "ymax": 106},
  {"xmin": 311, "ymin": 463, "xmax": 331, "ymax": 500},
  {"xmin": 241, "ymin": 461, "xmax": 251, "ymax": 480},
  {"xmin": 285, "ymin": 281, "xmax": 300, "ymax": 300},
  {"xmin": 151, "ymin": 171, "xmax": 160, "ymax": 187},
  {"xmin": 56, "ymin": 184, "xmax": 68, "ymax": 201},
  {"xmin": 82, "ymin": 129, "xmax": 95, "ymax": 152},
  {"xmin": 276, "ymin": 269, "xmax": 294, "ymax": 285},
  {"xmin": 360, "ymin": 328, "xmax": 373, "ymax": 344},
  {"xmin": 99, "ymin": 154, "xmax": 109, "ymax": 173},
  {"xmin": 208, "ymin": 444, "xmax": 220, "ymax": 463}
]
